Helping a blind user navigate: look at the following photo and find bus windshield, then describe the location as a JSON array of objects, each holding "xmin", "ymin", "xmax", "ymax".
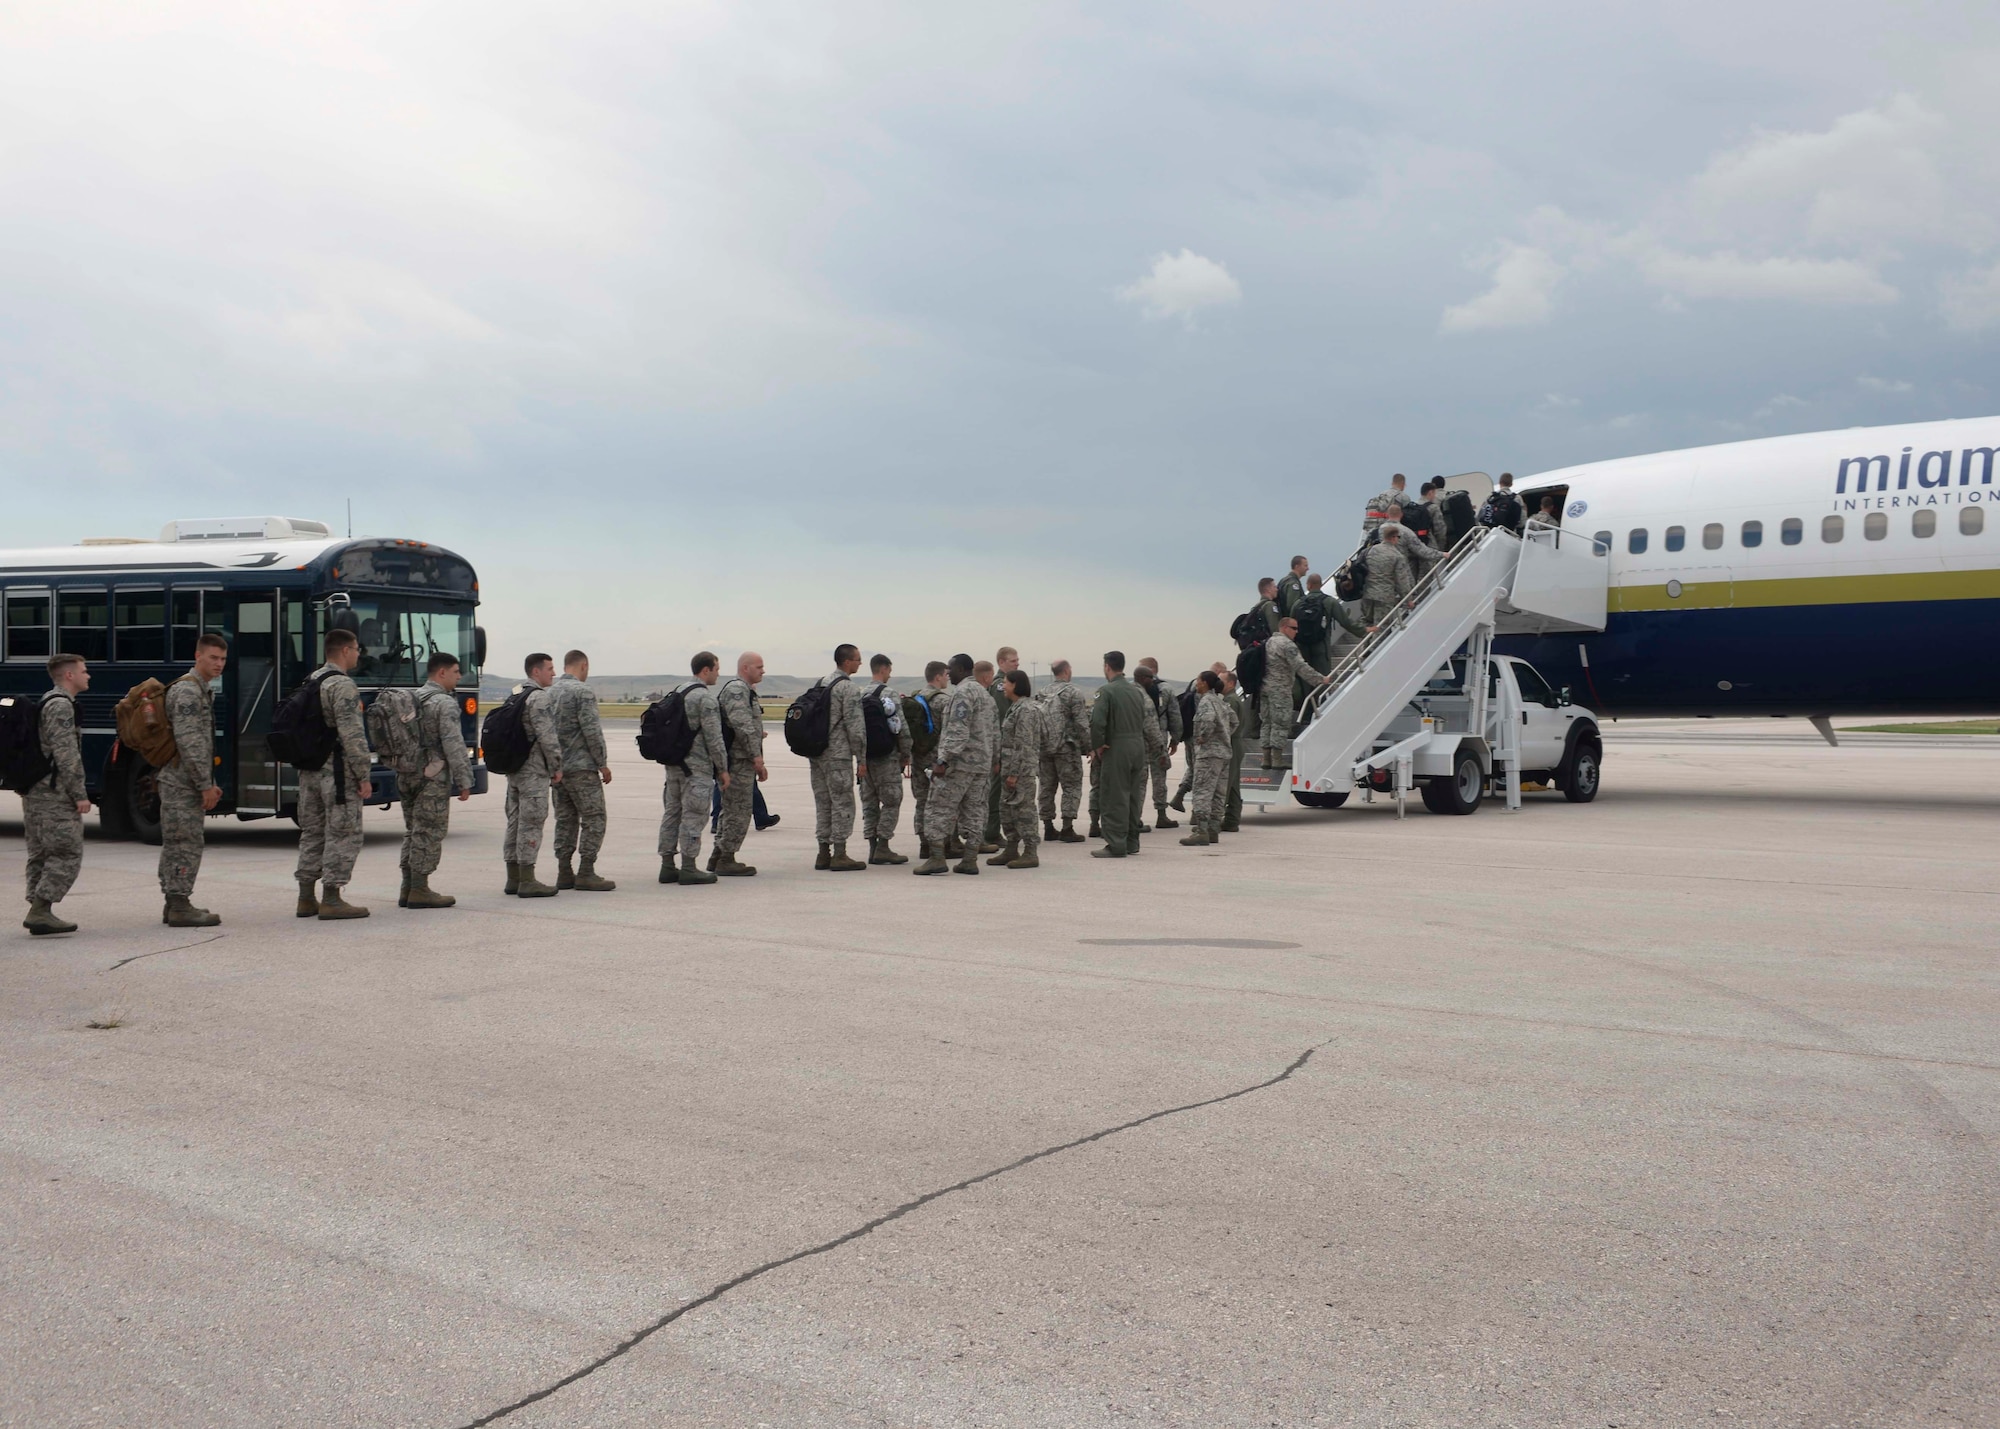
[{"xmin": 340, "ymin": 596, "xmax": 478, "ymax": 687}]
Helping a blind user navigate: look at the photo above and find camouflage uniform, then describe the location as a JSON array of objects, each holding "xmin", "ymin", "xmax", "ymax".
[
  {"xmin": 1190, "ymin": 691, "xmax": 1236, "ymax": 836},
  {"xmin": 295, "ymin": 664, "xmax": 373, "ymax": 889},
  {"xmin": 502, "ymin": 684, "xmax": 562, "ymax": 866},
  {"xmin": 906, "ymin": 686, "xmax": 946, "ymax": 834},
  {"xmin": 1360, "ymin": 540, "xmax": 1416, "ymax": 626},
  {"xmin": 924, "ymin": 678, "xmax": 997, "ymax": 854},
  {"xmin": 1259, "ymin": 633, "xmax": 1327, "ymax": 766},
  {"xmin": 660, "ymin": 680, "xmax": 729, "ymax": 863},
  {"xmin": 548, "ymin": 674, "xmax": 610, "ymax": 869},
  {"xmin": 983, "ymin": 677, "xmax": 1010, "ymax": 844},
  {"xmin": 1381, "ymin": 519, "xmax": 1446, "ymax": 584},
  {"xmin": 1140, "ymin": 678, "xmax": 1183, "ymax": 817},
  {"xmin": 1223, "ymin": 689, "xmax": 1248, "ymax": 827},
  {"xmin": 1036, "ymin": 679, "xmax": 1090, "ymax": 824},
  {"xmin": 399, "ymin": 680, "xmax": 472, "ymax": 880},
  {"xmin": 1363, "ymin": 485, "xmax": 1409, "ymax": 535},
  {"xmin": 1427, "ymin": 494, "xmax": 1456, "ymax": 550},
  {"xmin": 22, "ymin": 692, "xmax": 86, "ymax": 905},
  {"xmin": 808, "ymin": 672, "xmax": 867, "ymax": 848},
  {"xmin": 858, "ymin": 680, "xmax": 912, "ymax": 844},
  {"xmin": 157, "ymin": 672, "xmax": 215, "ymax": 899},
  {"xmin": 712, "ymin": 675, "xmax": 764, "ymax": 858},
  {"xmin": 998, "ymin": 698, "xmax": 1044, "ymax": 857}
]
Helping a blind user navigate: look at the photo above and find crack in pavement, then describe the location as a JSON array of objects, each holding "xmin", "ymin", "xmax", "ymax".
[
  {"xmin": 104, "ymin": 933, "xmax": 225, "ymax": 972},
  {"xmin": 452, "ymin": 1040, "xmax": 1328, "ymax": 1427}
]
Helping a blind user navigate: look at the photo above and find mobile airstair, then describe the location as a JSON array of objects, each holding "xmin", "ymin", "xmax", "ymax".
[{"xmin": 1239, "ymin": 525, "xmax": 1607, "ymax": 815}]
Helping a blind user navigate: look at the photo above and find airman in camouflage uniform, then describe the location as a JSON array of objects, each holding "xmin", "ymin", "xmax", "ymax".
[
  {"xmin": 660, "ymin": 652, "xmax": 730, "ymax": 886},
  {"xmin": 294, "ymin": 630, "xmax": 376, "ymax": 919},
  {"xmin": 20, "ymin": 654, "xmax": 91, "ymax": 936},
  {"xmin": 906, "ymin": 663, "xmax": 948, "ymax": 838},
  {"xmin": 914, "ymin": 656, "xmax": 997, "ymax": 876},
  {"xmin": 711, "ymin": 651, "xmax": 768, "ymax": 877},
  {"xmin": 398, "ymin": 653, "xmax": 474, "ymax": 909},
  {"xmin": 1036, "ymin": 660, "xmax": 1089, "ymax": 843},
  {"xmin": 858, "ymin": 654, "xmax": 912, "ymax": 865},
  {"xmin": 1259, "ymin": 618, "xmax": 1329, "ymax": 769},
  {"xmin": 1363, "ymin": 473, "xmax": 1413, "ymax": 535},
  {"xmin": 159, "ymin": 634, "xmax": 228, "ymax": 927},
  {"xmin": 992, "ymin": 670, "xmax": 1043, "ymax": 868},
  {"xmin": 501, "ymin": 655, "xmax": 564, "ymax": 898},
  {"xmin": 981, "ymin": 647, "xmax": 1019, "ymax": 850},
  {"xmin": 549, "ymin": 651, "xmax": 615, "ymax": 892},
  {"xmin": 809, "ymin": 645, "xmax": 870, "ymax": 871},
  {"xmin": 1361, "ymin": 527, "xmax": 1417, "ymax": 626},
  {"xmin": 1180, "ymin": 673, "xmax": 1237, "ymax": 845},
  {"xmin": 1221, "ymin": 670, "xmax": 1249, "ymax": 833},
  {"xmin": 1134, "ymin": 660, "xmax": 1182, "ymax": 830}
]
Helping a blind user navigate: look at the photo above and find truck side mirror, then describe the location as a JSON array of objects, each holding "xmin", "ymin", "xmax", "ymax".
[{"xmin": 1558, "ymin": 686, "xmax": 1573, "ymax": 706}]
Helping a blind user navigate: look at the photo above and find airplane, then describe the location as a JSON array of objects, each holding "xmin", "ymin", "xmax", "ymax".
[{"xmin": 1492, "ymin": 416, "xmax": 2000, "ymax": 723}]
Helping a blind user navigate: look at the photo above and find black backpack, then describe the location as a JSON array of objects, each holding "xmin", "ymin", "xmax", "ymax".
[
  {"xmin": 784, "ymin": 675, "xmax": 845, "ymax": 758},
  {"xmin": 480, "ymin": 689, "xmax": 535, "ymax": 776},
  {"xmin": 637, "ymin": 683, "xmax": 703, "ymax": 769},
  {"xmin": 0, "ymin": 693, "xmax": 56, "ymax": 793},
  {"xmin": 1478, "ymin": 488, "xmax": 1523, "ymax": 530},
  {"xmin": 1235, "ymin": 643, "xmax": 1267, "ymax": 712},
  {"xmin": 861, "ymin": 682, "xmax": 899, "ymax": 759},
  {"xmin": 1228, "ymin": 606, "xmax": 1265, "ymax": 651},
  {"xmin": 1333, "ymin": 556, "xmax": 1363, "ymax": 601},
  {"xmin": 268, "ymin": 671, "xmax": 339, "ymax": 771},
  {"xmin": 1177, "ymin": 684, "xmax": 1200, "ymax": 736}
]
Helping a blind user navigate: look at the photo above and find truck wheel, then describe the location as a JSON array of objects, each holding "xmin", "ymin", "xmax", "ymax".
[
  {"xmin": 1560, "ymin": 738, "xmax": 1602, "ymax": 803},
  {"xmin": 1435, "ymin": 751, "xmax": 1484, "ymax": 815},
  {"xmin": 1419, "ymin": 780, "xmax": 1449, "ymax": 814},
  {"xmin": 1292, "ymin": 790, "xmax": 1349, "ymax": 810}
]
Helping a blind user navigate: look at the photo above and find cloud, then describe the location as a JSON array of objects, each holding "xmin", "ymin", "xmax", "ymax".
[
  {"xmin": 1633, "ymin": 247, "xmax": 1898, "ymax": 305},
  {"xmin": 1115, "ymin": 249, "xmax": 1242, "ymax": 326},
  {"xmin": 1940, "ymin": 260, "xmax": 2000, "ymax": 331},
  {"xmin": 1856, "ymin": 375, "xmax": 1914, "ymax": 393},
  {"xmin": 1440, "ymin": 244, "xmax": 1563, "ymax": 333}
]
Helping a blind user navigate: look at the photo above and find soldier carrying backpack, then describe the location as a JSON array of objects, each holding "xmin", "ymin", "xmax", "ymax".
[{"xmin": 8, "ymin": 653, "xmax": 92, "ymax": 937}]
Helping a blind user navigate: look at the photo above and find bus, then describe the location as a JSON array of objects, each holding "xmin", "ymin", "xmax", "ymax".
[{"xmin": 0, "ymin": 515, "xmax": 488, "ymax": 842}]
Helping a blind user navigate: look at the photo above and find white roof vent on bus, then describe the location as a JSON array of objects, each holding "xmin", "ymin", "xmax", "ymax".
[{"xmin": 158, "ymin": 516, "xmax": 334, "ymax": 543}]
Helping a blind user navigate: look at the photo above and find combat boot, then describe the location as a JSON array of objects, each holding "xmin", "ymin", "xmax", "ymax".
[
  {"xmin": 714, "ymin": 852, "xmax": 757, "ymax": 877},
  {"xmin": 398, "ymin": 867, "xmax": 411, "ymax": 908},
  {"xmin": 1154, "ymin": 807, "xmax": 1179, "ymax": 829},
  {"xmin": 659, "ymin": 855, "xmax": 677, "ymax": 884},
  {"xmin": 1043, "ymin": 819, "xmax": 1059, "ymax": 843},
  {"xmin": 1058, "ymin": 820, "xmax": 1085, "ymax": 843},
  {"xmin": 827, "ymin": 843, "xmax": 867, "ymax": 872},
  {"xmin": 24, "ymin": 899, "xmax": 75, "ymax": 935},
  {"xmin": 815, "ymin": 842, "xmax": 832, "ymax": 871},
  {"xmin": 976, "ymin": 840, "xmax": 1000, "ymax": 855},
  {"xmin": 296, "ymin": 877, "xmax": 320, "ymax": 918},
  {"xmin": 315, "ymin": 885, "xmax": 369, "ymax": 920},
  {"xmin": 1169, "ymin": 790, "xmax": 1187, "ymax": 812},
  {"xmin": 1090, "ymin": 846, "xmax": 1126, "ymax": 859},
  {"xmin": 1087, "ymin": 816, "xmax": 1103, "ymax": 839},
  {"xmin": 164, "ymin": 893, "xmax": 222, "ymax": 928},
  {"xmin": 951, "ymin": 850, "xmax": 981, "ymax": 875},
  {"xmin": 912, "ymin": 843, "xmax": 949, "ymax": 876},
  {"xmin": 986, "ymin": 839, "xmax": 1017, "ymax": 867},
  {"xmin": 707, "ymin": 849, "xmax": 720, "ymax": 872},
  {"xmin": 1220, "ymin": 816, "xmax": 1241, "ymax": 833},
  {"xmin": 943, "ymin": 835, "xmax": 963, "ymax": 859},
  {"xmin": 1007, "ymin": 846, "xmax": 1040, "ymax": 870},
  {"xmin": 677, "ymin": 863, "xmax": 718, "ymax": 886},
  {"xmin": 1180, "ymin": 824, "xmax": 1208, "ymax": 847},
  {"xmin": 573, "ymin": 860, "xmax": 615, "ymax": 891},
  {"xmin": 503, "ymin": 863, "xmax": 521, "ymax": 896},
  {"xmin": 870, "ymin": 839, "xmax": 908, "ymax": 866},
  {"xmin": 405, "ymin": 873, "xmax": 456, "ymax": 909},
  {"xmin": 515, "ymin": 865, "xmax": 558, "ymax": 898},
  {"xmin": 557, "ymin": 859, "xmax": 577, "ymax": 890}
]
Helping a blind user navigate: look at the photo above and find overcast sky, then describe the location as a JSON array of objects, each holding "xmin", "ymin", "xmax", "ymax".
[{"xmin": 5, "ymin": 1, "xmax": 1998, "ymax": 675}]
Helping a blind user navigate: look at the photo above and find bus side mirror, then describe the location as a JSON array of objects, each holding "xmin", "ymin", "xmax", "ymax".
[
  {"xmin": 473, "ymin": 625, "xmax": 488, "ymax": 669},
  {"xmin": 328, "ymin": 609, "xmax": 361, "ymax": 637}
]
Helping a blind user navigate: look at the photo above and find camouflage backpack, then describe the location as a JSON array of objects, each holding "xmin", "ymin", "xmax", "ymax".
[{"xmin": 365, "ymin": 687, "xmax": 430, "ymax": 780}]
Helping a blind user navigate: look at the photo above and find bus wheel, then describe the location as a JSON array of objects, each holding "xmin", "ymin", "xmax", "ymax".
[{"xmin": 120, "ymin": 758, "xmax": 164, "ymax": 846}]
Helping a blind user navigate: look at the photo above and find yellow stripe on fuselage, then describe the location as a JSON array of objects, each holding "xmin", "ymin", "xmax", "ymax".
[{"xmin": 1610, "ymin": 567, "xmax": 2000, "ymax": 613}]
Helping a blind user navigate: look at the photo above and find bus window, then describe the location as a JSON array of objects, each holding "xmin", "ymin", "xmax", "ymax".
[
  {"xmin": 1963, "ymin": 506, "xmax": 1985, "ymax": 536},
  {"xmin": 1741, "ymin": 520, "xmax": 1763, "ymax": 548},
  {"xmin": 1665, "ymin": 526, "xmax": 1685, "ymax": 552},
  {"xmin": 4, "ymin": 591, "xmax": 51, "ymax": 660},
  {"xmin": 1781, "ymin": 518, "xmax": 1802, "ymax": 545},
  {"xmin": 58, "ymin": 589, "xmax": 109, "ymax": 662},
  {"xmin": 115, "ymin": 588, "xmax": 166, "ymax": 663},
  {"xmin": 233, "ymin": 596, "xmax": 275, "ymax": 659},
  {"xmin": 1703, "ymin": 523, "xmax": 1723, "ymax": 550},
  {"xmin": 1913, "ymin": 509, "xmax": 1936, "ymax": 538},
  {"xmin": 1822, "ymin": 514, "xmax": 1844, "ymax": 543},
  {"xmin": 342, "ymin": 596, "xmax": 478, "ymax": 686},
  {"xmin": 1865, "ymin": 512, "xmax": 1887, "ymax": 540},
  {"xmin": 170, "ymin": 590, "xmax": 211, "ymax": 661},
  {"xmin": 1627, "ymin": 528, "xmax": 1647, "ymax": 554},
  {"xmin": 1592, "ymin": 530, "xmax": 1612, "ymax": 555}
]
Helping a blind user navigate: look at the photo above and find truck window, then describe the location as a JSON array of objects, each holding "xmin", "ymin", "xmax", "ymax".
[{"xmin": 1510, "ymin": 662, "xmax": 1560, "ymax": 708}]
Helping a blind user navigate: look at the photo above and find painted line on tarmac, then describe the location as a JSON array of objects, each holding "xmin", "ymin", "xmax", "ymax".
[
  {"xmin": 452, "ymin": 1039, "xmax": 1331, "ymax": 1427},
  {"xmin": 104, "ymin": 933, "xmax": 226, "ymax": 973}
]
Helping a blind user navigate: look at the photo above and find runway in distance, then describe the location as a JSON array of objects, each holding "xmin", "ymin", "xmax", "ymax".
[{"xmin": 1496, "ymin": 417, "xmax": 2000, "ymax": 718}]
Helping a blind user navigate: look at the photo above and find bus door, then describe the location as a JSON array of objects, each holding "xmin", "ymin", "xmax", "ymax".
[{"xmin": 227, "ymin": 591, "xmax": 283, "ymax": 815}]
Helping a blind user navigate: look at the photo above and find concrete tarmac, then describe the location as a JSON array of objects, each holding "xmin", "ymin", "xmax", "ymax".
[{"xmin": 3, "ymin": 720, "xmax": 1998, "ymax": 1428}]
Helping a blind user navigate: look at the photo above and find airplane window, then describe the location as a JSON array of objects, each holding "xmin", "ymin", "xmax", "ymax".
[
  {"xmin": 1912, "ymin": 509, "xmax": 1936, "ymax": 538},
  {"xmin": 1702, "ymin": 523, "xmax": 1723, "ymax": 550},
  {"xmin": 1741, "ymin": 520, "xmax": 1763, "ymax": 548},
  {"xmin": 1665, "ymin": 525, "xmax": 1685, "ymax": 552},
  {"xmin": 1628, "ymin": 528, "xmax": 1647, "ymax": 554},
  {"xmin": 1865, "ymin": 512, "xmax": 1888, "ymax": 540},
  {"xmin": 1963, "ymin": 506, "xmax": 1985, "ymax": 536},
  {"xmin": 1592, "ymin": 530, "xmax": 1612, "ymax": 555},
  {"xmin": 1781, "ymin": 518, "xmax": 1802, "ymax": 545},
  {"xmin": 1822, "ymin": 515, "xmax": 1844, "ymax": 543}
]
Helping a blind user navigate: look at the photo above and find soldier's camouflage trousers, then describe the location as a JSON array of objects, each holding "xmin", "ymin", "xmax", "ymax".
[
  {"xmin": 1088, "ymin": 754, "xmax": 1101, "ymax": 818},
  {"xmin": 1194, "ymin": 750, "xmax": 1231, "ymax": 830},
  {"xmin": 925, "ymin": 767, "xmax": 985, "ymax": 852},
  {"xmin": 714, "ymin": 755, "xmax": 758, "ymax": 855},
  {"xmin": 1001, "ymin": 773, "xmax": 1040, "ymax": 852},
  {"xmin": 1227, "ymin": 745, "xmax": 1245, "ymax": 822},
  {"xmin": 503, "ymin": 773, "xmax": 552, "ymax": 867},
  {"xmin": 659, "ymin": 766, "xmax": 715, "ymax": 861},
  {"xmin": 297, "ymin": 765, "xmax": 365, "ymax": 888},
  {"xmin": 909, "ymin": 760, "xmax": 935, "ymax": 836},
  {"xmin": 1260, "ymin": 687, "xmax": 1297, "ymax": 762},
  {"xmin": 809, "ymin": 753, "xmax": 857, "ymax": 845},
  {"xmin": 156, "ymin": 759, "xmax": 208, "ymax": 898},
  {"xmin": 984, "ymin": 765, "xmax": 1003, "ymax": 843},
  {"xmin": 553, "ymin": 769, "xmax": 607, "ymax": 864},
  {"xmin": 1176, "ymin": 741, "xmax": 1198, "ymax": 798},
  {"xmin": 859, "ymin": 757, "xmax": 903, "ymax": 842},
  {"xmin": 22, "ymin": 782, "xmax": 83, "ymax": 904},
  {"xmin": 1148, "ymin": 745, "xmax": 1174, "ymax": 810},
  {"xmin": 399, "ymin": 773, "xmax": 452, "ymax": 878},
  {"xmin": 1038, "ymin": 747, "xmax": 1083, "ymax": 823}
]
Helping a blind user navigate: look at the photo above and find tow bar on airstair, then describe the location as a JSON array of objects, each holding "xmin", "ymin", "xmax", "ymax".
[{"xmin": 1240, "ymin": 525, "xmax": 1607, "ymax": 816}]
